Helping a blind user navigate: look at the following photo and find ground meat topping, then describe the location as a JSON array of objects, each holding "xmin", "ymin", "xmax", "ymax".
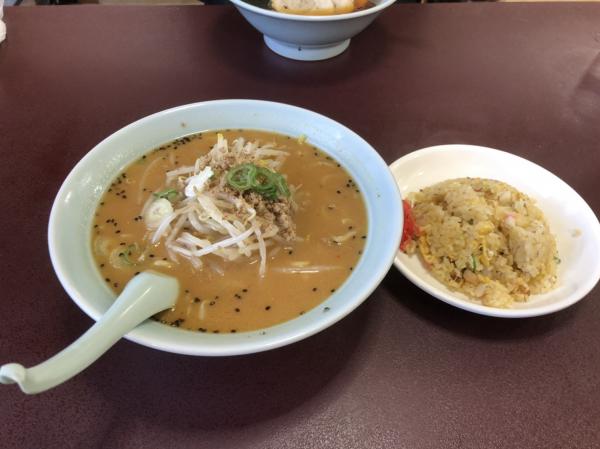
[{"xmin": 244, "ymin": 191, "xmax": 296, "ymax": 240}]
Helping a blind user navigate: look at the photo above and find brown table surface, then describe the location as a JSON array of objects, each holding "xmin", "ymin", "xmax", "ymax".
[{"xmin": 1, "ymin": 3, "xmax": 600, "ymax": 449}]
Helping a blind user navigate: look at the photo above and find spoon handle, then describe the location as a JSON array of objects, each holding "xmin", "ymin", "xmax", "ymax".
[{"xmin": 0, "ymin": 272, "xmax": 178, "ymax": 394}]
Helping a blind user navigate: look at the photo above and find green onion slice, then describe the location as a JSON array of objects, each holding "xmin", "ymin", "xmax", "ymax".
[
  {"xmin": 274, "ymin": 173, "xmax": 290, "ymax": 197},
  {"xmin": 226, "ymin": 164, "xmax": 257, "ymax": 191},
  {"xmin": 226, "ymin": 163, "xmax": 290, "ymax": 200},
  {"xmin": 252, "ymin": 167, "xmax": 278, "ymax": 196},
  {"xmin": 118, "ymin": 244, "xmax": 138, "ymax": 266},
  {"xmin": 471, "ymin": 255, "xmax": 478, "ymax": 271},
  {"xmin": 153, "ymin": 189, "xmax": 178, "ymax": 201}
]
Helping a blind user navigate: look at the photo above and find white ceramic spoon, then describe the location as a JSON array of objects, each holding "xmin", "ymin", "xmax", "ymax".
[{"xmin": 0, "ymin": 271, "xmax": 179, "ymax": 394}]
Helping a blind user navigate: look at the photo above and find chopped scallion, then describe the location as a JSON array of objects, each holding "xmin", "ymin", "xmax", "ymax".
[
  {"xmin": 471, "ymin": 255, "xmax": 478, "ymax": 271},
  {"xmin": 226, "ymin": 163, "xmax": 290, "ymax": 200},
  {"xmin": 118, "ymin": 244, "xmax": 139, "ymax": 265},
  {"xmin": 153, "ymin": 189, "xmax": 178, "ymax": 201}
]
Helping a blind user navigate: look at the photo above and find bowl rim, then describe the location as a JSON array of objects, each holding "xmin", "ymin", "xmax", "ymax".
[
  {"xmin": 390, "ymin": 144, "xmax": 600, "ymax": 318},
  {"xmin": 229, "ymin": 0, "xmax": 397, "ymax": 22},
  {"xmin": 48, "ymin": 99, "xmax": 403, "ymax": 356}
]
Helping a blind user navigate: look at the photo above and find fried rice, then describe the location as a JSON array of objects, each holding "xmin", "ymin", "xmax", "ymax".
[{"xmin": 402, "ymin": 178, "xmax": 558, "ymax": 308}]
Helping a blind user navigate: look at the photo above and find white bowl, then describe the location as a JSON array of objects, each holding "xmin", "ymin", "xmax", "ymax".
[
  {"xmin": 49, "ymin": 100, "xmax": 402, "ymax": 356},
  {"xmin": 390, "ymin": 144, "xmax": 600, "ymax": 318},
  {"xmin": 229, "ymin": 0, "xmax": 396, "ymax": 61}
]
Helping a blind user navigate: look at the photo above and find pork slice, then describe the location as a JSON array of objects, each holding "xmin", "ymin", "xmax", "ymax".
[{"xmin": 271, "ymin": 0, "xmax": 355, "ymax": 15}]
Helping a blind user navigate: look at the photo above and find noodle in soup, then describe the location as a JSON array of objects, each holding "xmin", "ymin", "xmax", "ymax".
[{"xmin": 92, "ymin": 130, "xmax": 367, "ymax": 333}]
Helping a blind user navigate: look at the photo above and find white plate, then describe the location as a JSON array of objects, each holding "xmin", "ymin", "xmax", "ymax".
[{"xmin": 390, "ymin": 144, "xmax": 600, "ymax": 318}]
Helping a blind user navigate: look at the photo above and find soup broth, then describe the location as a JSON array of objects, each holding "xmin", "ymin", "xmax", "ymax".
[{"xmin": 92, "ymin": 130, "xmax": 367, "ymax": 333}]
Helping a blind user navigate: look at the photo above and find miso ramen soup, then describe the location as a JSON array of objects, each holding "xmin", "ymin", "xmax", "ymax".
[{"xmin": 92, "ymin": 130, "xmax": 367, "ymax": 333}]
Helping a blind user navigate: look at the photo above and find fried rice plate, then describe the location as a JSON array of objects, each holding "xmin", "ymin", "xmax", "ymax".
[{"xmin": 403, "ymin": 178, "xmax": 558, "ymax": 308}]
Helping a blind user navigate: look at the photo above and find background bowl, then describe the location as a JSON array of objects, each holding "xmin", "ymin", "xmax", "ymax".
[
  {"xmin": 229, "ymin": 0, "xmax": 396, "ymax": 61},
  {"xmin": 48, "ymin": 100, "xmax": 403, "ymax": 356},
  {"xmin": 391, "ymin": 144, "xmax": 600, "ymax": 318}
]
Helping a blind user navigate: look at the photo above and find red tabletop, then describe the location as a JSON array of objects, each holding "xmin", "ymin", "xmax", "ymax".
[{"xmin": 1, "ymin": 4, "xmax": 600, "ymax": 448}]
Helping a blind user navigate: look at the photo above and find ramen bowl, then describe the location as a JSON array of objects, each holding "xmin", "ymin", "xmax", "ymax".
[
  {"xmin": 229, "ymin": 0, "xmax": 396, "ymax": 61},
  {"xmin": 49, "ymin": 100, "xmax": 402, "ymax": 356}
]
